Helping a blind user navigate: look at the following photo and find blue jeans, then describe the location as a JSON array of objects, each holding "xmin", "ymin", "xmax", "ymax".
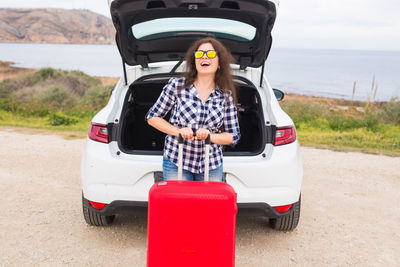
[{"xmin": 163, "ymin": 156, "xmax": 223, "ymax": 182}]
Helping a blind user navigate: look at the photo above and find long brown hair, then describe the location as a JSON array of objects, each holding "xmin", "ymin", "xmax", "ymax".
[{"xmin": 180, "ymin": 37, "xmax": 237, "ymax": 103}]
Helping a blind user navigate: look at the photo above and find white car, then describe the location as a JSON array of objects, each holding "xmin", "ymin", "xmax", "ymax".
[{"xmin": 82, "ymin": 0, "xmax": 303, "ymax": 230}]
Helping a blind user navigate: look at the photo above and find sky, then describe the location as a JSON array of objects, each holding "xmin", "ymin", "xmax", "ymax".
[{"xmin": 0, "ymin": 0, "xmax": 399, "ymax": 51}]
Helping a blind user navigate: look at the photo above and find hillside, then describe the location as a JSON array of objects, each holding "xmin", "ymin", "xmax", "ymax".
[{"xmin": 0, "ymin": 8, "xmax": 115, "ymax": 44}]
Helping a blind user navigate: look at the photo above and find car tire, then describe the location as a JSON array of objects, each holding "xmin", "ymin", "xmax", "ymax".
[
  {"xmin": 82, "ymin": 194, "xmax": 115, "ymax": 226},
  {"xmin": 269, "ymin": 195, "xmax": 301, "ymax": 231}
]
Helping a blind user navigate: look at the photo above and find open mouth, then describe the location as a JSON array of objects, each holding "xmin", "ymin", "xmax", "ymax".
[{"xmin": 201, "ymin": 62, "xmax": 210, "ymax": 66}]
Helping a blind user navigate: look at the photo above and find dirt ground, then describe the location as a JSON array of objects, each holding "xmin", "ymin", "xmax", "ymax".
[
  {"xmin": 0, "ymin": 128, "xmax": 399, "ymax": 266},
  {"xmin": 0, "ymin": 61, "xmax": 35, "ymax": 80}
]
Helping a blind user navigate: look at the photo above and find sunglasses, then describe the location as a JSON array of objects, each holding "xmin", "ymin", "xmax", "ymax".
[{"xmin": 194, "ymin": 50, "xmax": 218, "ymax": 59}]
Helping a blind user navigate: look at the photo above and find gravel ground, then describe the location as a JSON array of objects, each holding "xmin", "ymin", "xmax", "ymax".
[{"xmin": 1, "ymin": 128, "xmax": 399, "ymax": 266}]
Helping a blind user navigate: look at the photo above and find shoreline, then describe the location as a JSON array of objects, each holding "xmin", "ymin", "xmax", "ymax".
[{"xmin": 0, "ymin": 60, "xmax": 391, "ymax": 105}]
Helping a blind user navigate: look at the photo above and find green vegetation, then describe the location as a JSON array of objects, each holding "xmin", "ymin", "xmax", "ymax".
[
  {"xmin": 281, "ymin": 99, "xmax": 400, "ymax": 156},
  {"xmin": 0, "ymin": 67, "xmax": 399, "ymax": 156},
  {"xmin": 0, "ymin": 68, "xmax": 113, "ymax": 131}
]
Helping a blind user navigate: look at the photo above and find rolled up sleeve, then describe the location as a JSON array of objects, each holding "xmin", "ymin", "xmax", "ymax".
[
  {"xmin": 224, "ymin": 94, "xmax": 241, "ymax": 146},
  {"xmin": 146, "ymin": 77, "xmax": 177, "ymax": 120}
]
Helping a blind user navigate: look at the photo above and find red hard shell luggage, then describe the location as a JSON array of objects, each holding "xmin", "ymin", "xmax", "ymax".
[{"xmin": 147, "ymin": 135, "xmax": 237, "ymax": 267}]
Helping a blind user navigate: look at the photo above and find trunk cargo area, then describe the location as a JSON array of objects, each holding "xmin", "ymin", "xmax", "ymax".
[{"xmin": 118, "ymin": 77, "xmax": 265, "ymax": 155}]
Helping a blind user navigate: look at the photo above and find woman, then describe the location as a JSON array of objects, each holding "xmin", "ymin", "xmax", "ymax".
[{"xmin": 146, "ymin": 37, "xmax": 240, "ymax": 181}]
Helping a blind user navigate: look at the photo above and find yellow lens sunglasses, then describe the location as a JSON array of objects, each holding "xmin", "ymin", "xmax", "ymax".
[{"xmin": 194, "ymin": 50, "xmax": 218, "ymax": 59}]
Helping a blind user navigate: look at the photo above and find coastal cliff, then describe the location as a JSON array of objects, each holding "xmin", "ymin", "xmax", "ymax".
[{"xmin": 0, "ymin": 8, "xmax": 115, "ymax": 44}]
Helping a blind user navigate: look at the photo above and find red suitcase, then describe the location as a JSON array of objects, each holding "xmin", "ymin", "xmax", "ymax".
[{"xmin": 147, "ymin": 135, "xmax": 237, "ymax": 267}]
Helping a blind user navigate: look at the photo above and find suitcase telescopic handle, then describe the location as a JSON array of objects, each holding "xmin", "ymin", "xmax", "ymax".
[{"xmin": 178, "ymin": 133, "xmax": 211, "ymax": 181}]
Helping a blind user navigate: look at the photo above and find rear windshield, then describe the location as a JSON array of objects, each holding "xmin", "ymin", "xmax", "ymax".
[{"xmin": 131, "ymin": 17, "xmax": 256, "ymax": 41}]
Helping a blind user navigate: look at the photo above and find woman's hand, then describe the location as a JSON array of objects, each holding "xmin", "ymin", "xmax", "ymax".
[
  {"xmin": 178, "ymin": 128, "xmax": 210, "ymax": 140},
  {"xmin": 195, "ymin": 128, "xmax": 210, "ymax": 140},
  {"xmin": 179, "ymin": 127, "xmax": 194, "ymax": 140}
]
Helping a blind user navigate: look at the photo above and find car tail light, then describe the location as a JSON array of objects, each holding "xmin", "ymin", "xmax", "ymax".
[
  {"xmin": 274, "ymin": 204, "xmax": 293, "ymax": 213},
  {"xmin": 89, "ymin": 201, "xmax": 106, "ymax": 210},
  {"xmin": 274, "ymin": 126, "xmax": 296, "ymax": 146},
  {"xmin": 88, "ymin": 123, "xmax": 109, "ymax": 143}
]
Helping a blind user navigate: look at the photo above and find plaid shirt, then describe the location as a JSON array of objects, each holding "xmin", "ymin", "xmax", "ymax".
[{"xmin": 146, "ymin": 77, "xmax": 240, "ymax": 174}]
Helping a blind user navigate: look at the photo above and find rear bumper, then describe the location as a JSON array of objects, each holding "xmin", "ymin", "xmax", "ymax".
[
  {"xmin": 86, "ymin": 198, "xmax": 299, "ymax": 219},
  {"xmin": 82, "ymin": 140, "xmax": 303, "ymax": 207}
]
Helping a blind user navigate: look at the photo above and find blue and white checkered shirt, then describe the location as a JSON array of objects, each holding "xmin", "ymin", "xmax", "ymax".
[{"xmin": 146, "ymin": 77, "xmax": 240, "ymax": 174}]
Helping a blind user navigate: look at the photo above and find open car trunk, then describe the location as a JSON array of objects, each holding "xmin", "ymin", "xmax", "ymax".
[
  {"xmin": 109, "ymin": 0, "xmax": 277, "ymax": 69},
  {"xmin": 117, "ymin": 75, "xmax": 266, "ymax": 155}
]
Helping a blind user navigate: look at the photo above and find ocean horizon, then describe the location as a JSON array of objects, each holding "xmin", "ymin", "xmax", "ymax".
[{"xmin": 3, "ymin": 43, "xmax": 400, "ymax": 101}]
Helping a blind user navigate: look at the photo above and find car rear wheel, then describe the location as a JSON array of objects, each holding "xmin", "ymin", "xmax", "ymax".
[
  {"xmin": 82, "ymin": 194, "xmax": 115, "ymax": 226},
  {"xmin": 270, "ymin": 195, "xmax": 301, "ymax": 231}
]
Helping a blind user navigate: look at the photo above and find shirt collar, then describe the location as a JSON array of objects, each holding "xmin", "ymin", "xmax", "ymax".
[
  {"xmin": 189, "ymin": 83, "xmax": 223, "ymax": 92},
  {"xmin": 188, "ymin": 83, "xmax": 224, "ymax": 101},
  {"xmin": 188, "ymin": 83, "xmax": 197, "ymax": 95},
  {"xmin": 215, "ymin": 86, "xmax": 223, "ymax": 95}
]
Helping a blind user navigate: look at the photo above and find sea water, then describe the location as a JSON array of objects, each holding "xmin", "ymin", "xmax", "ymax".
[{"xmin": 2, "ymin": 43, "xmax": 399, "ymax": 101}]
